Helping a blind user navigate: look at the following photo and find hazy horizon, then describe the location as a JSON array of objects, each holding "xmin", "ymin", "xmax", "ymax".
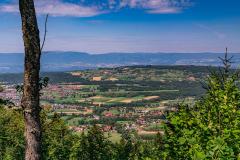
[{"xmin": 0, "ymin": 51, "xmax": 240, "ymax": 55}]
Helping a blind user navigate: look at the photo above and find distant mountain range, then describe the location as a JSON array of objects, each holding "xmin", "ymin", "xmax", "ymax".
[{"xmin": 0, "ymin": 52, "xmax": 240, "ymax": 73}]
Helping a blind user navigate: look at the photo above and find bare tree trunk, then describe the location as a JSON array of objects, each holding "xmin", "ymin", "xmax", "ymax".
[{"xmin": 19, "ymin": 0, "xmax": 42, "ymax": 159}]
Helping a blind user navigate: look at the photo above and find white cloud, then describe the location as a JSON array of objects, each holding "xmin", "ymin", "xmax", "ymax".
[
  {"xmin": 0, "ymin": 4, "xmax": 18, "ymax": 13},
  {"xmin": 118, "ymin": 0, "xmax": 192, "ymax": 13},
  {"xmin": 37, "ymin": 1, "xmax": 103, "ymax": 17},
  {"xmin": 0, "ymin": 0, "xmax": 103, "ymax": 17},
  {"xmin": 0, "ymin": 0, "xmax": 192, "ymax": 17}
]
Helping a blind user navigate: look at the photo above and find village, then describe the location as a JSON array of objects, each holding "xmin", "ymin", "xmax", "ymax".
[
  {"xmin": 0, "ymin": 83, "xmax": 175, "ymax": 140},
  {"xmin": 0, "ymin": 66, "xmax": 201, "ymax": 141}
]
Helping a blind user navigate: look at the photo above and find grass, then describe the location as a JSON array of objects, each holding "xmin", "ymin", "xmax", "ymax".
[
  {"xmin": 116, "ymin": 121, "xmax": 133, "ymax": 124},
  {"xmin": 82, "ymin": 95, "xmax": 161, "ymax": 104},
  {"xmin": 144, "ymin": 123, "xmax": 164, "ymax": 131},
  {"xmin": 105, "ymin": 132, "xmax": 122, "ymax": 143},
  {"xmin": 68, "ymin": 117, "xmax": 83, "ymax": 126},
  {"xmin": 103, "ymin": 90, "xmax": 179, "ymax": 94},
  {"xmin": 138, "ymin": 133, "xmax": 157, "ymax": 140},
  {"xmin": 55, "ymin": 109, "xmax": 80, "ymax": 112},
  {"xmin": 48, "ymin": 88, "xmax": 179, "ymax": 105},
  {"xmin": 61, "ymin": 115, "xmax": 71, "ymax": 121},
  {"xmin": 161, "ymin": 97, "xmax": 195, "ymax": 105},
  {"xmin": 103, "ymin": 109, "xmax": 120, "ymax": 115}
]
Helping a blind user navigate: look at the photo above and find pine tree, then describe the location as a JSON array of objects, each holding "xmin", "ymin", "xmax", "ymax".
[{"xmin": 163, "ymin": 50, "xmax": 240, "ymax": 159}]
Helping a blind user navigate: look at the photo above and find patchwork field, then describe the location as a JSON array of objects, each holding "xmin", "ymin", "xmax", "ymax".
[{"xmin": 0, "ymin": 65, "xmax": 213, "ymax": 141}]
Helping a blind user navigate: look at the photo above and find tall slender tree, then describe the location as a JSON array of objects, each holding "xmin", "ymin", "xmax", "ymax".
[{"xmin": 19, "ymin": 0, "xmax": 42, "ymax": 159}]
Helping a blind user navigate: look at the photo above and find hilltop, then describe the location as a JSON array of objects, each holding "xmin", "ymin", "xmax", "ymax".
[
  {"xmin": 1, "ymin": 52, "xmax": 240, "ymax": 73},
  {"xmin": 0, "ymin": 65, "xmax": 218, "ymax": 84}
]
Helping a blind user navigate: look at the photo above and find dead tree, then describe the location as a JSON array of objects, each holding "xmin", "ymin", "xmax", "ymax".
[{"xmin": 19, "ymin": 0, "xmax": 42, "ymax": 159}]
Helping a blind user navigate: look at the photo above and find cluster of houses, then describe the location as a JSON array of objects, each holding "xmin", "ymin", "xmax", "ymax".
[
  {"xmin": 0, "ymin": 84, "xmax": 20, "ymax": 106},
  {"xmin": 69, "ymin": 124, "xmax": 114, "ymax": 132},
  {"xmin": 1, "ymin": 83, "xmax": 171, "ymax": 136},
  {"xmin": 65, "ymin": 105, "xmax": 168, "ymax": 135},
  {"xmin": 42, "ymin": 84, "xmax": 81, "ymax": 100}
]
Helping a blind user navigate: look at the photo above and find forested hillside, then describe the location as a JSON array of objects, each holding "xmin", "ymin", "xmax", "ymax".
[{"xmin": 1, "ymin": 56, "xmax": 240, "ymax": 159}]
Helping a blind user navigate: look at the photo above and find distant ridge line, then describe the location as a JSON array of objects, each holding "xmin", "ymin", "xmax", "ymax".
[{"xmin": 1, "ymin": 52, "xmax": 240, "ymax": 73}]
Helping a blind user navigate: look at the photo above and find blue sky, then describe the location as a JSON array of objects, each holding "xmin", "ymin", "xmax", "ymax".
[{"xmin": 0, "ymin": 0, "xmax": 240, "ymax": 54}]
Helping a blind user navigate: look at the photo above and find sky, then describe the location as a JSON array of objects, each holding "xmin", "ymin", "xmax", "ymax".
[{"xmin": 0, "ymin": 0, "xmax": 240, "ymax": 54}]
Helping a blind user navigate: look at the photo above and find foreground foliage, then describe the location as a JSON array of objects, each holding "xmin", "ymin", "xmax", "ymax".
[
  {"xmin": 0, "ymin": 55, "xmax": 240, "ymax": 159},
  {"xmin": 164, "ymin": 55, "xmax": 240, "ymax": 159},
  {"xmin": 0, "ymin": 108, "xmax": 160, "ymax": 160}
]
